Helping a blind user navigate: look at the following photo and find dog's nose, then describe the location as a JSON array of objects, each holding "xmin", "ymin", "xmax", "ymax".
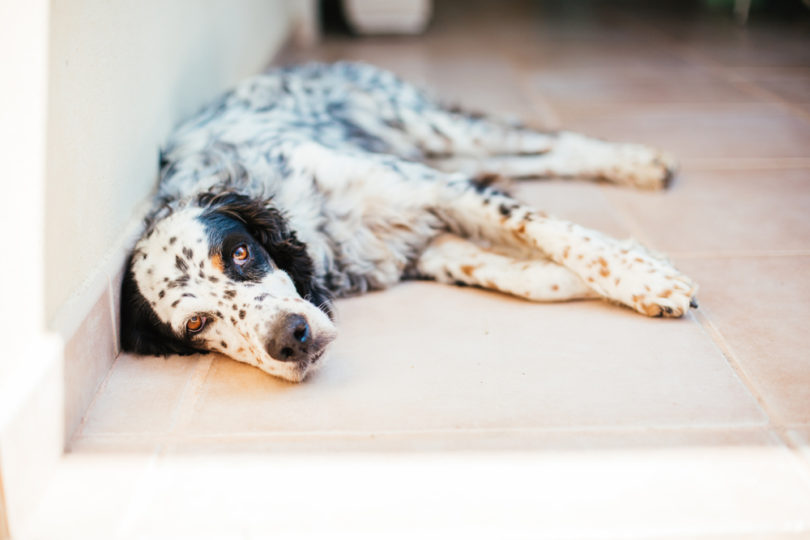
[{"xmin": 266, "ymin": 313, "xmax": 312, "ymax": 362}]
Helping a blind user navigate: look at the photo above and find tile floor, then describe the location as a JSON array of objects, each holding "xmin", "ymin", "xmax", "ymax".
[{"xmin": 24, "ymin": 1, "xmax": 810, "ymax": 538}]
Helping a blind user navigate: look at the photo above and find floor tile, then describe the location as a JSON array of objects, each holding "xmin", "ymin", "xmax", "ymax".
[
  {"xmin": 554, "ymin": 102, "xmax": 810, "ymax": 162},
  {"xmin": 74, "ymin": 353, "xmax": 208, "ymax": 442},
  {"xmin": 121, "ymin": 430, "xmax": 810, "ymax": 539},
  {"xmin": 646, "ymin": 15, "xmax": 810, "ymax": 68},
  {"xmin": 529, "ymin": 65, "xmax": 754, "ymax": 106},
  {"xmin": 310, "ymin": 40, "xmax": 541, "ymax": 121},
  {"xmin": 512, "ymin": 179, "xmax": 632, "ymax": 239},
  {"xmin": 602, "ymin": 168, "xmax": 810, "ymax": 254},
  {"xmin": 734, "ymin": 67, "xmax": 810, "ymax": 103},
  {"xmin": 180, "ymin": 281, "xmax": 762, "ymax": 438},
  {"xmin": 681, "ymin": 256, "xmax": 810, "ymax": 424}
]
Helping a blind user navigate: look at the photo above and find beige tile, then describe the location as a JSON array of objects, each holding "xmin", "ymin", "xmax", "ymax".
[
  {"xmin": 511, "ymin": 179, "xmax": 632, "ymax": 239},
  {"xmin": 683, "ymin": 28, "xmax": 810, "ymax": 69},
  {"xmin": 181, "ymin": 281, "xmax": 762, "ymax": 437},
  {"xmin": 644, "ymin": 13, "xmax": 810, "ymax": 68},
  {"xmin": 63, "ymin": 287, "xmax": 117, "ymax": 443},
  {"xmin": 307, "ymin": 41, "xmax": 541, "ymax": 121},
  {"xmin": 735, "ymin": 67, "xmax": 810, "ymax": 103},
  {"xmin": 74, "ymin": 353, "xmax": 208, "ymax": 441},
  {"xmin": 529, "ymin": 65, "xmax": 753, "ymax": 106},
  {"xmin": 123, "ymin": 430, "xmax": 810, "ymax": 539},
  {"xmin": 556, "ymin": 102, "xmax": 810, "ymax": 162},
  {"xmin": 603, "ymin": 168, "xmax": 810, "ymax": 254},
  {"xmin": 682, "ymin": 257, "xmax": 810, "ymax": 424}
]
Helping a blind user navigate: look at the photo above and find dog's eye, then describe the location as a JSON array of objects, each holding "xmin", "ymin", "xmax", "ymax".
[
  {"xmin": 186, "ymin": 315, "xmax": 207, "ymax": 334},
  {"xmin": 233, "ymin": 244, "xmax": 249, "ymax": 264}
]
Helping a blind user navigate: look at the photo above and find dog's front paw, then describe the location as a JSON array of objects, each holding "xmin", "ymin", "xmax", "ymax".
[
  {"xmin": 613, "ymin": 252, "xmax": 697, "ymax": 317},
  {"xmin": 602, "ymin": 143, "xmax": 678, "ymax": 190},
  {"xmin": 626, "ymin": 268, "xmax": 698, "ymax": 317},
  {"xmin": 581, "ymin": 242, "xmax": 697, "ymax": 318}
]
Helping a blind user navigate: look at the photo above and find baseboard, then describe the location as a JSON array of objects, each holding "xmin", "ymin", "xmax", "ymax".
[{"xmin": 50, "ymin": 197, "xmax": 151, "ymax": 446}]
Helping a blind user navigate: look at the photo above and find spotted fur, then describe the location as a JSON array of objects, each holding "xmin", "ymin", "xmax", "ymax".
[{"xmin": 121, "ymin": 62, "xmax": 697, "ymax": 382}]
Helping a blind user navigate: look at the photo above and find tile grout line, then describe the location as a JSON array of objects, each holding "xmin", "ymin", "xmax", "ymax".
[
  {"xmin": 74, "ymin": 423, "xmax": 775, "ymax": 443},
  {"xmin": 682, "ymin": 158, "xmax": 810, "ymax": 169},
  {"xmin": 111, "ymin": 356, "xmax": 214, "ymax": 539},
  {"xmin": 165, "ymin": 355, "xmax": 215, "ymax": 438},
  {"xmin": 666, "ymin": 250, "xmax": 810, "ymax": 259}
]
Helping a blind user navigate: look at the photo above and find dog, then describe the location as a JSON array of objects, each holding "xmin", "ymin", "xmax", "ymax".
[{"xmin": 121, "ymin": 62, "xmax": 698, "ymax": 382}]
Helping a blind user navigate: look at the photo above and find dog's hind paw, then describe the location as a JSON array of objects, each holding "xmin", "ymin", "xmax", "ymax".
[{"xmin": 602, "ymin": 143, "xmax": 678, "ymax": 190}]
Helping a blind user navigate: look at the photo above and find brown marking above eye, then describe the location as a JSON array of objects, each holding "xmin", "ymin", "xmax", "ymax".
[
  {"xmin": 186, "ymin": 315, "xmax": 206, "ymax": 333},
  {"xmin": 210, "ymin": 253, "xmax": 224, "ymax": 272},
  {"xmin": 233, "ymin": 244, "xmax": 249, "ymax": 264}
]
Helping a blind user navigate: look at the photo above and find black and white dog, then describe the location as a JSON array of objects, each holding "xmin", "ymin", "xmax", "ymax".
[{"xmin": 121, "ymin": 62, "xmax": 697, "ymax": 382}]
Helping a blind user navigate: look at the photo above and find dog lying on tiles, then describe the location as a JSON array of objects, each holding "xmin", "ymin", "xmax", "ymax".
[{"xmin": 121, "ymin": 62, "xmax": 697, "ymax": 382}]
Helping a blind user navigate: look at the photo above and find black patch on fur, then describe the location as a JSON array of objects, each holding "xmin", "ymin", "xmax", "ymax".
[
  {"xmin": 175, "ymin": 255, "xmax": 188, "ymax": 273},
  {"xmin": 182, "ymin": 247, "xmax": 194, "ymax": 260},
  {"xmin": 119, "ymin": 254, "xmax": 206, "ymax": 356},
  {"xmin": 198, "ymin": 192, "xmax": 334, "ymax": 318},
  {"xmin": 224, "ymin": 290, "xmax": 236, "ymax": 299}
]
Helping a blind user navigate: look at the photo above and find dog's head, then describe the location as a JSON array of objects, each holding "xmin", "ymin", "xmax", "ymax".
[{"xmin": 120, "ymin": 192, "xmax": 336, "ymax": 382}]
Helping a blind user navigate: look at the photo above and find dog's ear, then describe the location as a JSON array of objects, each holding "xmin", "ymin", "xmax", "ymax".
[
  {"xmin": 119, "ymin": 254, "xmax": 204, "ymax": 356},
  {"xmin": 203, "ymin": 192, "xmax": 334, "ymax": 318}
]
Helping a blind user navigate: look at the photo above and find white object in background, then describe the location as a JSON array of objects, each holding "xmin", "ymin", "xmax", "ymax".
[{"xmin": 343, "ymin": 0, "xmax": 433, "ymax": 34}]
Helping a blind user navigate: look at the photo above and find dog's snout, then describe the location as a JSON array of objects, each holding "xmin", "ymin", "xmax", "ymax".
[{"xmin": 266, "ymin": 313, "xmax": 312, "ymax": 362}]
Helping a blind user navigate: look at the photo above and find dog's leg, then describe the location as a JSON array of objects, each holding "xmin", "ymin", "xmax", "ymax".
[
  {"xmin": 415, "ymin": 233, "xmax": 598, "ymax": 301},
  {"xmin": 434, "ymin": 182, "xmax": 698, "ymax": 317},
  {"xmin": 427, "ymin": 131, "xmax": 677, "ymax": 190},
  {"xmin": 391, "ymin": 102, "xmax": 675, "ymax": 190},
  {"xmin": 286, "ymin": 142, "xmax": 696, "ymax": 317}
]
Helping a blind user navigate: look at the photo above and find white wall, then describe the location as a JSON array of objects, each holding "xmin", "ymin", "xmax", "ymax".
[
  {"xmin": 0, "ymin": 0, "xmax": 50, "ymax": 384},
  {"xmin": 45, "ymin": 0, "xmax": 305, "ymax": 327},
  {"xmin": 0, "ymin": 2, "xmax": 308, "ymax": 535}
]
